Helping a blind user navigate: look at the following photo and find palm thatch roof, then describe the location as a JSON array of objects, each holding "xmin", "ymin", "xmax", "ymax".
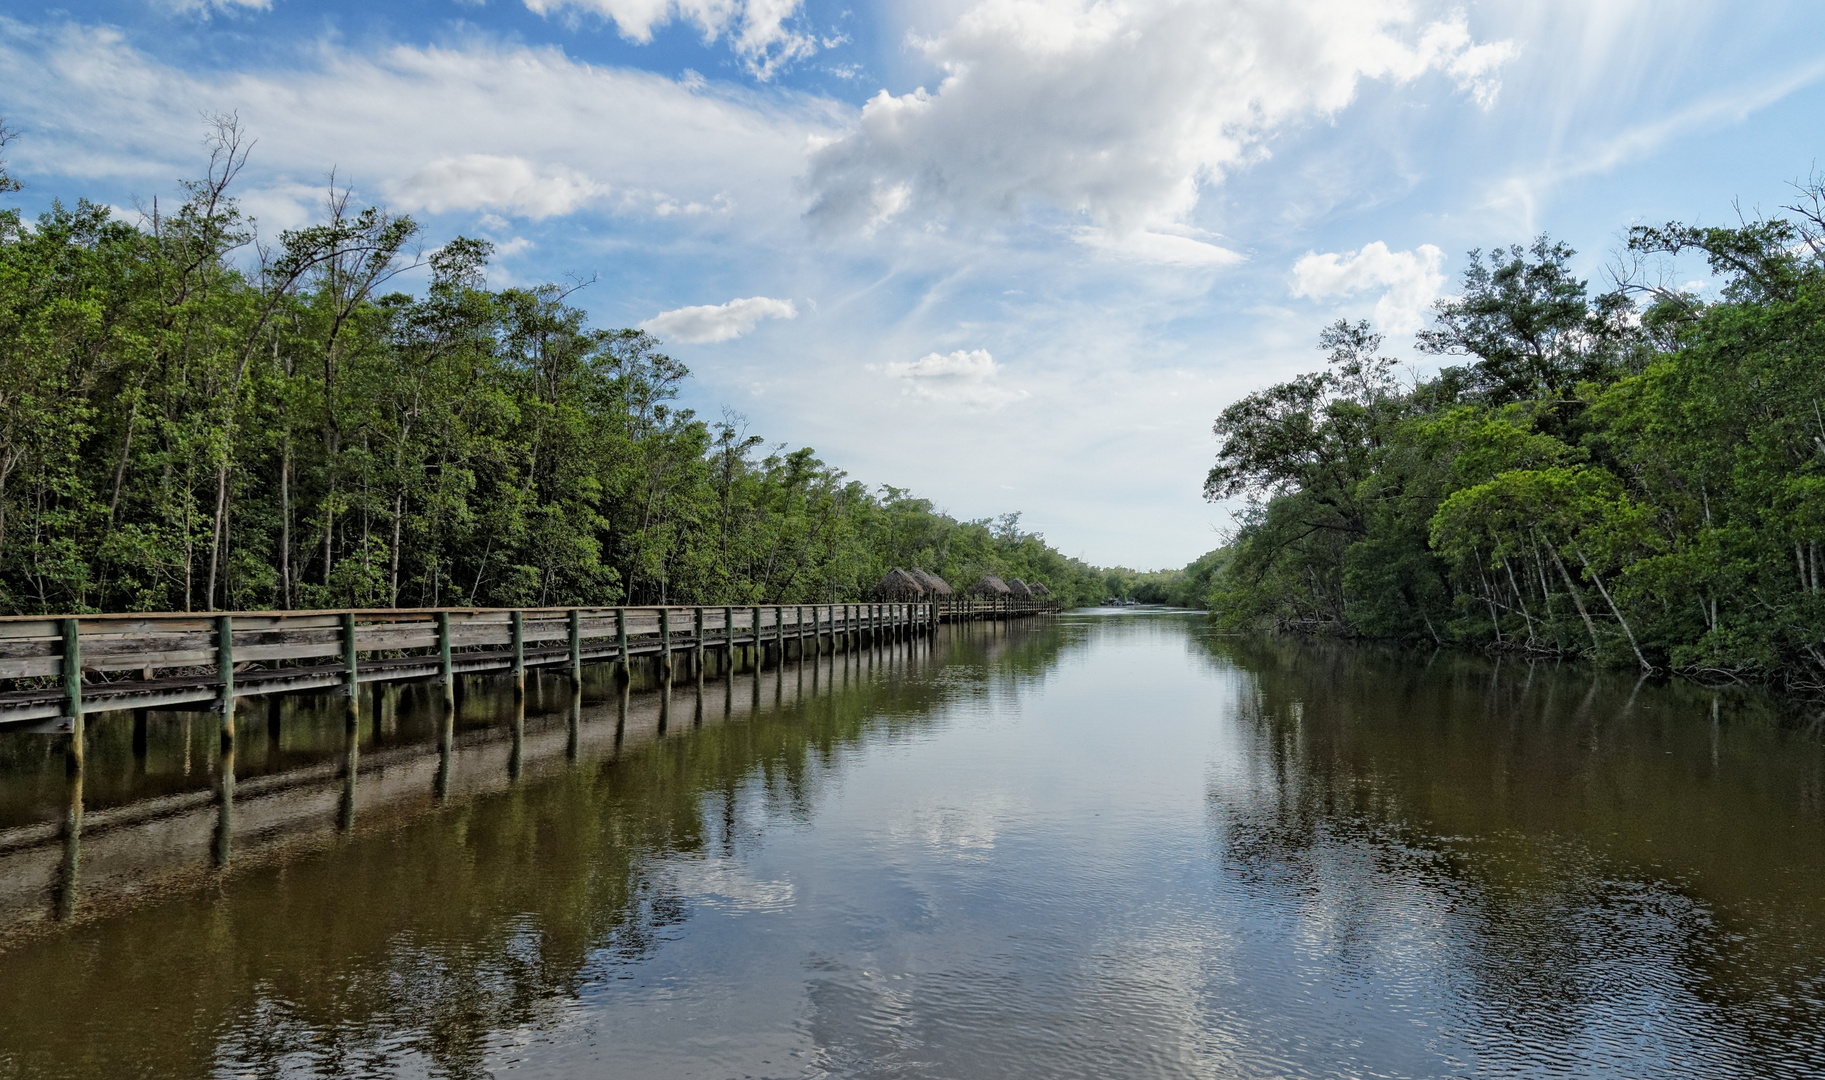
[
  {"xmin": 970, "ymin": 575, "xmax": 1012, "ymax": 596},
  {"xmin": 909, "ymin": 568, "xmax": 954, "ymax": 596},
  {"xmin": 1028, "ymin": 582, "xmax": 1051, "ymax": 598},
  {"xmin": 874, "ymin": 568, "xmax": 926, "ymax": 599},
  {"xmin": 1006, "ymin": 578, "xmax": 1034, "ymax": 598}
]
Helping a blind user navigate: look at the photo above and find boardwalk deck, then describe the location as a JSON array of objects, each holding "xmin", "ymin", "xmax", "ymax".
[{"xmin": 0, "ymin": 599, "xmax": 1057, "ymax": 732}]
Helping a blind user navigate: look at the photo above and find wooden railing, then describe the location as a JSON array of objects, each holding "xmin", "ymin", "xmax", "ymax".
[{"xmin": 0, "ymin": 598, "xmax": 1058, "ymax": 730}]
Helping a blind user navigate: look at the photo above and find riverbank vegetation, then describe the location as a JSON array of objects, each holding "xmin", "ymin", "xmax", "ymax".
[
  {"xmin": 1097, "ymin": 550, "xmax": 1227, "ymax": 606},
  {"xmin": 1198, "ymin": 181, "xmax": 1825, "ymax": 691},
  {"xmin": 0, "ymin": 122, "xmax": 1101, "ymax": 614}
]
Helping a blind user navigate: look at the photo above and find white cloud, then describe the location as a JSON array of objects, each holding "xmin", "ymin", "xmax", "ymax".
[
  {"xmin": 1291, "ymin": 241, "xmax": 1445, "ymax": 334},
  {"xmin": 806, "ymin": 0, "xmax": 1514, "ymax": 236},
  {"xmin": 524, "ymin": 0, "xmax": 818, "ymax": 80},
  {"xmin": 390, "ymin": 154, "xmax": 609, "ymax": 219},
  {"xmin": 1078, "ymin": 228, "xmax": 1244, "ymax": 268},
  {"xmin": 159, "ymin": 0, "xmax": 271, "ymax": 14},
  {"xmin": 640, "ymin": 296, "xmax": 797, "ymax": 343},
  {"xmin": 0, "ymin": 22, "xmax": 839, "ymax": 230},
  {"xmin": 876, "ymin": 348, "xmax": 1026, "ymax": 407}
]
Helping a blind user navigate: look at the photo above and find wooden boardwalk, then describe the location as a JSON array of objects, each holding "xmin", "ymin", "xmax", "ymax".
[{"xmin": 0, "ymin": 599, "xmax": 1058, "ymax": 733}]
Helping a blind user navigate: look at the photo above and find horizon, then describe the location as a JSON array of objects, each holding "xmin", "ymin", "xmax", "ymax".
[{"xmin": 2, "ymin": 0, "xmax": 1820, "ymax": 569}]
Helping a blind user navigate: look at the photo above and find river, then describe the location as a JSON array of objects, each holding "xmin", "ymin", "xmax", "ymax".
[{"xmin": 0, "ymin": 611, "xmax": 1821, "ymax": 1078}]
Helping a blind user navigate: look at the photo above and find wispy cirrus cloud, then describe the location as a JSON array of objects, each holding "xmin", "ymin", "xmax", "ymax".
[
  {"xmin": 0, "ymin": 20, "xmax": 838, "ymax": 230},
  {"xmin": 523, "ymin": 0, "xmax": 819, "ymax": 79}
]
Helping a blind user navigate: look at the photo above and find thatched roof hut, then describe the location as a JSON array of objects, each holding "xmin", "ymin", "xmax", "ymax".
[
  {"xmin": 970, "ymin": 575, "xmax": 1012, "ymax": 596},
  {"xmin": 909, "ymin": 568, "xmax": 954, "ymax": 596},
  {"xmin": 874, "ymin": 568, "xmax": 926, "ymax": 600},
  {"xmin": 1006, "ymin": 578, "xmax": 1034, "ymax": 599},
  {"xmin": 1028, "ymin": 582, "xmax": 1051, "ymax": 598}
]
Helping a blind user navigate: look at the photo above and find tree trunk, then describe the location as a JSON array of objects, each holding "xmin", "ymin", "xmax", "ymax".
[
  {"xmin": 107, "ymin": 398, "xmax": 140, "ymax": 523},
  {"xmin": 1504, "ymin": 557, "xmax": 1537, "ymax": 643},
  {"xmin": 390, "ymin": 488, "xmax": 403, "ymax": 607},
  {"xmin": 279, "ymin": 439, "xmax": 291, "ymax": 610},
  {"xmin": 1576, "ymin": 546, "xmax": 1652, "ymax": 673},
  {"xmin": 204, "ymin": 461, "xmax": 228, "ymax": 611},
  {"xmin": 1546, "ymin": 542, "xmax": 1601, "ymax": 652}
]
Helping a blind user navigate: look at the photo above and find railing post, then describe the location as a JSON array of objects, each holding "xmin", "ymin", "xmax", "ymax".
[
  {"xmin": 510, "ymin": 610, "xmax": 525, "ymax": 696},
  {"xmin": 616, "ymin": 608, "xmax": 629, "ymax": 680},
  {"xmin": 660, "ymin": 607, "xmax": 673, "ymax": 679},
  {"xmin": 342, "ymin": 611, "xmax": 360, "ymax": 730},
  {"xmin": 725, "ymin": 605, "xmax": 736, "ymax": 676},
  {"xmin": 570, "ymin": 608, "xmax": 584, "ymax": 684},
  {"xmin": 796, "ymin": 605, "xmax": 805, "ymax": 660},
  {"xmin": 752, "ymin": 606, "xmax": 764, "ymax": 668},
  {"xmin": 61, "ymin": 617, "xmax": 82, "ymax": 752},
  {"xmin": 217, "ymin": 614, "xmax": 236, "ymax": 745},
  {"xmin": 694, "ymin": 607, "xmax": 706, "ymax": 680},
  {"xmin": 437, "ymin": 611, "xmax": 455, "ymax": 711}
]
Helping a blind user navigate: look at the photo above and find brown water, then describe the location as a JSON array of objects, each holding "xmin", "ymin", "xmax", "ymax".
[{"xmin": 1, "ymin": 612, "xmax": 1823, "ymax": 1078}]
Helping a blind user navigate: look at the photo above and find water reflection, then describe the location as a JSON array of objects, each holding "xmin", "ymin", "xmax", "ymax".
[
  {"xmin": 1199, "ymin": 635, "xmax": 1825, "ymax": 1073},
  {"xmin": 0, "ymin": 617, "xmax": 1822, "ymax": 1078}
]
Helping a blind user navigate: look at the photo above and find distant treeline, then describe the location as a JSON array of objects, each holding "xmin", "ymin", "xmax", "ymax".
[
  {"xmin": 1188, "ymin": 178, "xmax": 1825, "ymax": 691},
  {"xmin": 0, "ymin": 122, "xmax": 1102, "ymax": 614}
]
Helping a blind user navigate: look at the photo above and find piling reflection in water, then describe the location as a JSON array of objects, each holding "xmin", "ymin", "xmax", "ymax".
[{"xmin": 0, "ymin": 616, "xmax": 1823, "ymax": 1078}]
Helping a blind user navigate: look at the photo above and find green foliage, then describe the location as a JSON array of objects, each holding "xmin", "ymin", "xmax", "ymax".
[
  {"xmin": 1197, "ymin": 185, "xmax": 1825, "ymax": 692},
  {"xmin": 1099, "ymin": 548, "xmax": 1228, "ymax": 606},
  {"xmin": 0, "ymin": 133, "xmax": 1104, "ymax": 613}
]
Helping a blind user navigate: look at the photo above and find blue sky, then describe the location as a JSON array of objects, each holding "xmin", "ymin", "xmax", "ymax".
[{"xmin": 3, "ymin": 1, "xmax": 1822, "ymax": 568}]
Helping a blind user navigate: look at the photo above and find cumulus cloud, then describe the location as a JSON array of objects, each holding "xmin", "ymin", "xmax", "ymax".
[
  {"xmin": 806, "ymin": 0, "xmax": 1515, "ymax": 236},
  {"xmin": 877, "ymin": 349, "xmax": 1026, "ymax": 407},
  {"xmin": 640, "ymin": 296, "xmax": 797, "ymax": 343},
  {"xmin": 1291, "ymin": 241, "xmax": 1445, "ymax": 334},
  {"xmin": 524, "ymin": 0, "xmax": 818, "ymax": 80},
  {"xmin": 390, "ymin": 154, "xmax": 609, "ymax": 219}
]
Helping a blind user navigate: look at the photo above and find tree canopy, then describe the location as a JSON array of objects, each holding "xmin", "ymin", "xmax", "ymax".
[
  {"xmin": 0, "ymin": 123, "xmax": 1104, "ymax": 613},
  {"xmin": 1196, "ymin": 187, "xmax": 1825, "ymax": 693}
]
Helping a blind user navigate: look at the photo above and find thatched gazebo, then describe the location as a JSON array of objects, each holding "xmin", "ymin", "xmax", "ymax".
[
  {"xmin": 909, "ymin": 568, "xmax": 953, "ymax": 596},
  {"xmin": 1006, "ymin": 578, "xmax": 1034, "ymax": 599},
  {"xmin": 970, "ymin": 575, "xmax": 1012, "ymax": 597},
  {"xmin": 874, "ymin": 568, "xmax": 926, "ymax": 600},
  {"xmin": 1029, "ymin": 582, "xmax": 1051, "ymax": 598}
]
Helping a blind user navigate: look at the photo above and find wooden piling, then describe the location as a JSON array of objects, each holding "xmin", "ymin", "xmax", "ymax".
[
  {"xmin": 660, "ymin": 607, "xmax": 673, "ymax": 680},
  {"xmin": 509, "ymin": 609, "xmax": 525, "ymax": 696},
  {"xmin": 616, "ymin": 608, "xmax": 629, "ymax": 681},
  {"xmin": 216, "ymin": 615, "xmax": 236, "ymax": 745},
  {"xmin": 725, "ymin": 605, "xmax": 736, "ymax": 678},
  {"xmin": 694, "ymin": 607, "xmax": 706, "ymax": 679},
  {"xmin": 60, "ymin": 617, "xmax": 82, "ymax": 754},
  {"xmin": 437, "ymin": 611, "xmax": 455, "ymax": 711},
  {"xmin": 342, "ymin": 610, "xmax": 359, "ymax": 730},
  {"xmin": 569, "ymin": 608, "xmax": 584, "ymax": 684}
]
